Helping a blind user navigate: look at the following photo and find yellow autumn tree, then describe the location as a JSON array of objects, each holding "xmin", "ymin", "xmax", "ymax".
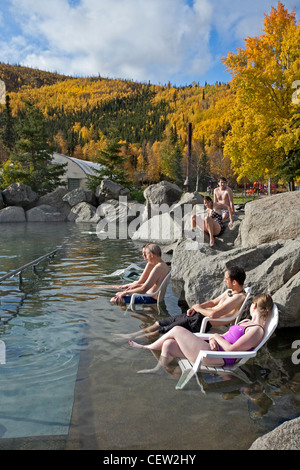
[
  {"xmin": 146, "ymin": 141, "xmax": 161, "ymax": 183},
  {"xmin": 223, "ymin": 2, "xmax": 300, "ymax": 183}
]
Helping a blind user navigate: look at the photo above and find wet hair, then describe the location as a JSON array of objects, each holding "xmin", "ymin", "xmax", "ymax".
[
  {"xmin": 226, "ymin": 266, "xmax": 246, "ymax": 285},
  {"xmin": 146, "ymin": 244, "xmax": 161, "ymax": 257},
  {"xmin": 219, "ymin": 177, "xmax": 227, "ymax": 182},
  {"xmin": 253, "ymin": 294, "xmax": 273, "ymax": 320}
]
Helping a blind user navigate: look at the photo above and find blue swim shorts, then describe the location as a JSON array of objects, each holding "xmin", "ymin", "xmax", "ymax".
[{"xmin": 123, "ymin": 295, "xmax": 157, "ymax": 304}]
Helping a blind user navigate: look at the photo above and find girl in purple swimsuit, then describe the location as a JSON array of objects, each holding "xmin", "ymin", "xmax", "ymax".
[{"xmin": 129, "ymin": 294, "xmax": 274, "ymax": 371}]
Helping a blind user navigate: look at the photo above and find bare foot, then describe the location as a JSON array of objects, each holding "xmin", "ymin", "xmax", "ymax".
[
  {"xmin": 209, "ymin": 239, "xmax": 215, "ymax": 247},
  {"xmin": 128, "ymin": 340, "xmax": 146, "ymax": 349},
  {"xmin": 137, "ymin": 366, "xmax": 165, "ymax": 375}
]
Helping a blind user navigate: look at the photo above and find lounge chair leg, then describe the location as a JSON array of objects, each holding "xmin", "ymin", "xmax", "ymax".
[{"xmin": 175, "ymin": 368, "xmax": 197, "ymax": 390}]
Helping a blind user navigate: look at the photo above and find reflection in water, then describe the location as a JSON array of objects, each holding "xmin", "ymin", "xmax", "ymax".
[{"xmin": 0, "ymin": 222, "xmax": 299, "ymax": 449}]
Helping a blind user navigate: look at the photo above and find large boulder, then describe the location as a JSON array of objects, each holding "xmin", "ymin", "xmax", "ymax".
[
  {"xmin": 68, "ymin": 202, "xmax": 99, "ymax": 223},
  {"xmin": 2, "ymin": 183, "xmax": 38, "ymax": 208},
  {"xmin": 171, "ymin": 236, "xmax": 300, "ymax": 328},
  {"xmin": 26, "ymin": 204, "xmax": 67, "ymax": 222},
  {"xmin": 37, "ymin": 187, "xmax": 71, "ymax": 216},
  {"xmin": 144, "ymin": 181, "xmax": 183, "ymax": 209},
  {"xmin": 63, "ymin": 187, "xmax": 97, "ymax": 207},
  {"xmin": 131, "ymin": 213, "xmax": 183, "ymax": 244},
  {"xmin": 249, "ymin": 417, "xmax": 300, "ymax": 450},
  {"xmin": 237, "ymin": 191, "xmax": 300, "ymax": 248},
  {"xmin": 96, "ymin": 180, "xmax": 130, "ymax": 203},
  {"xmin": 0, "ymin": 192, "xmax": 4, "ymax": 210},
  {"xmin": 272, "ymin": 271, "xmax": 300, "ymax": 328},
  {"xmin": 0, "ymin": 206, "xmax": 26, "ymax": 222}
]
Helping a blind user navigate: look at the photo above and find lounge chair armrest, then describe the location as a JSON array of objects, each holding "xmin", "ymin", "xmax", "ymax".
[
  {"xmin": 192, "ymin": 349, "xmax": 257, "ymax": 372},
  {"xmin": 128, "ymin": 293, "xmax": 137, "ymax": 310},
  {"xmin": 200, "ymin": 350, "xmax": 257, "ymax": 359}
]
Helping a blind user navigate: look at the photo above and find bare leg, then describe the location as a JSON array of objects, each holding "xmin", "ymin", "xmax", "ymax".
[
  {"xmin": 112, "ymin": 321, "xmax": 160, "ymax": 340},
  {"xmin": 205, "ymin": 216, "xmax": 222, "ymax": 247},
  {"xmin": 129, "ymin": 326, "xmax": 225, "ymax": 366},
  {"xmin": 129, "ymin": 326, "xmax": 206, "ymax": 362},
  {"xmin": 137, "ymin": 350, "xmax": 169, "ymax": 374},
  {"xmin": 222, "ymin": 212, "xmax": 229, "ymax": 221},
  {"xmin": 192, "ymin": 215, "xmax": 218, "ymax": 247}
]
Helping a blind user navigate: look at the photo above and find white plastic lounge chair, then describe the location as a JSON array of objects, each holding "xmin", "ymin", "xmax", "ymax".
[
  {"xmin": 199, "ymin": 287, "xmax": 252, "ymax": 334},
  {"xmin": 176, "ymin": 303, "xmax": 279, "ymax": 390},
  {"xmin": 127, "ymin": 271, "xmax": 171, "ymax": 311}
]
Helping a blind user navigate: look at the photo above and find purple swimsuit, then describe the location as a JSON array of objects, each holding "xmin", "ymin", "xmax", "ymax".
[{"xmin": 218, "ymin": 323, "xmax": 264, "ymax": 366}]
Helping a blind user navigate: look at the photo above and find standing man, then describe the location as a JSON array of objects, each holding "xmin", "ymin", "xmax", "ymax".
[{"xmin": 214, "ymin": 177, "xmax": 235, "ymax": 221}]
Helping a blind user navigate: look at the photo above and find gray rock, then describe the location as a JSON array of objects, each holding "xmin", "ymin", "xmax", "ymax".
[
  {"xmin": 96, "ymin": 180, "xmax": 130, "ymax": 202},
  {"xmin": 0, "ymin": 192, "xmax": 4, "ymax": 210},
  {"xmin": 131, "ymin": 213, "xmax": 183, "ymax": 244},
  {"xmin": 26, "ymin": 205, "xmax": 66, "ymax": 222},
  {"xmin": 249, "ymin": 417, "xmax": 300, "ymax": 450},
  {"xmin": 0, "ymin": 206, "xmax": 26, "ymax": 223},
  {"xmin": 272, "ymin": 270, "xmax": 300, "ymax": 328},
  {"xmin": 37, "ymin": 187, "xmax": 71, "ymax": 216},
  {"xmin": 63, "ymin": 187, "xmax": 97, "ymax": 207},
  {"xmin": 68, "ymin": 201, "xmax": 99, "ymax": 223},
  {"xmin": 171, "ymin": 236, "xmax": 300, "ymax": 328},
  {"xmin": 144, "ymin": 180, "xmax": 182, "ymax": 208},
  {"xmin": 237, "ymin": 191, "xmax": 300, "ymax": 247},
  {"xmin": 2, "ymin": 183, "xmax": 38, "ymax": 208},
  {"xmin": 171, "ymin": 191, "xmax": 204, "ymax": 210}
]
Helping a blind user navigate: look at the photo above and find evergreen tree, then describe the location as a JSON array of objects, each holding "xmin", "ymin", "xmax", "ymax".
[
  {"xmin": 0, "ymin": 101, "xmax": 66, "ymax": 194},
  {"xmin": 0, "ymin": 95, "xmax": 17, "ymax": 150},
  {"xmin": 172, "ymin": 141, "xmax": 184, "ymax": 187},
  {"xmin": 197, "ymin": 144, "xmax": 211, "ymax": 192},
  {"xmin": 87, "ymin": 138, "xmax": 130, "ymax": 191}
]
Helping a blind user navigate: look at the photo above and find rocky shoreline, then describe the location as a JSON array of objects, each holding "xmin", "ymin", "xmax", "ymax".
[
  {"xmin": 1, "ymin": 180, "xmax": 300, "ymax": 450},
  {"xmin": 1, "ymin": 180, "xmax": 299, "ymax": 328}
]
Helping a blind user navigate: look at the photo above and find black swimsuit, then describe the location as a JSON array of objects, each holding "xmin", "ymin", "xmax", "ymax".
[{"xmin": 210, "ymin": 209, "xmax": 225, "ymax": 235}]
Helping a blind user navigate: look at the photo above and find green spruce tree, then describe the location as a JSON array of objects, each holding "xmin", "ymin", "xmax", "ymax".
[
  {"xmin": 87, "ymin": 138, "xmax": 129, "ymax": 191},
  {"xmin": 0, "ymin": 95, "xmax": 17, "ymax": 151},
  {"xmin": 0, "ymin": 101, "xmax": 66, "ymax": 194}
]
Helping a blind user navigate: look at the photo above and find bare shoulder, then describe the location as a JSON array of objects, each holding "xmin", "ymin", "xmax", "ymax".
[{"xmin": 221, "ymin": 290, "xmax": 245, "ymax": 306}]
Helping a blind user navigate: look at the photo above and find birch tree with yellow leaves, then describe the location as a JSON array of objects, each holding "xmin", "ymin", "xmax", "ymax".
[{"xmin": 223, "ymin": 2, "xmax": 300, "ymax": 187}]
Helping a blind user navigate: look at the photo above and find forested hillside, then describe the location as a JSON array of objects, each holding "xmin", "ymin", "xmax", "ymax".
[
  {"xmin": 0, "ymin": 62, "xmax": 70, "ymax": 92},
  {"xmin": 0, "ymin": 3, "xmax": 299, "ymax": 192},
  {"xmin": 0, "ymin": 62, "xmax": 230, "ymax": 189}
]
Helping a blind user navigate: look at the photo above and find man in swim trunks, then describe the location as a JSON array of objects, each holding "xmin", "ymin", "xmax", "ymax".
[
  {"xmin": 113, "ymin": 266, "xmax": 246, "ymax": 339},
  {"xmin": 110, "ymin": 244, "xmax": 169, "ymax": 305},
  {"xmin": 213, "ymin": 177, "xmax": 235, "ymax": 221}
]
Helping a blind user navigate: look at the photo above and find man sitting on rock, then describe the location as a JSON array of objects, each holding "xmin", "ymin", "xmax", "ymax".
[{"xmin": 113, "ymin": 266, "xmax": 246, "ymax": 340}]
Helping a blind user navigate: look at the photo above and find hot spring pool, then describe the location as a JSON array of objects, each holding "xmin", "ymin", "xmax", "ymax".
[{"xmin": 0, "ymin": 222, "xmax": 299, "ymax": 450}]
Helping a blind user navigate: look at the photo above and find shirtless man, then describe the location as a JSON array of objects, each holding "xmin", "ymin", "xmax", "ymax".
[
  {"xmin": 110, "ymin": 244, "xmax": 169, "ymax": 305},
  {"xmin": 111, "ymin": 244, "xmax": 154, "ymax": 291},
  {"xmin": 214, "ymin": 177, "xmax": 235, "ymax": 221},
  {"xmin": 113, "ymin": 266, "xmax": 246, "ymax": 339}
]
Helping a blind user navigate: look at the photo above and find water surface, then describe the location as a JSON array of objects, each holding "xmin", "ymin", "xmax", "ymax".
[{"xmin": 0, "ymin": 222, "xmax": 299, "ymax": 450}]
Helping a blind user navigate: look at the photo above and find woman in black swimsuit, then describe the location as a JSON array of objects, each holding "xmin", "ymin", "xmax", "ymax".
[{"xmin": 192, "ymin": 196, "xmax": 233, "ymax": 247}]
